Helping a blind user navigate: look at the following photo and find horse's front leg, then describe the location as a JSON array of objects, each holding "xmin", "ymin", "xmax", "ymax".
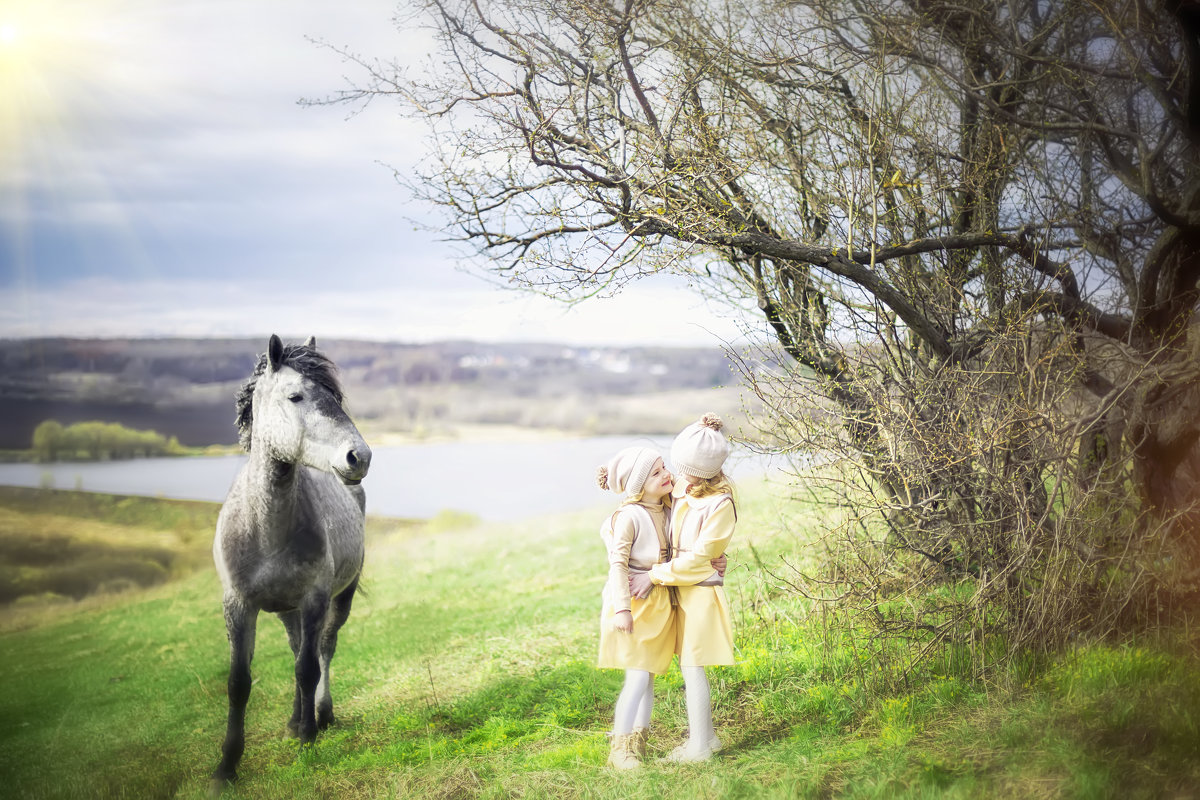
[
  {"xmin": 279, "ymin": 610, "xmax": 304, "ymax": 737},
  {"xmin": 213, "ymin": 595, "xmax": 258, "ymax": 787},
  {"xmin": 294, "ymin": 591, "xmax": 330, "ymax": 744}
]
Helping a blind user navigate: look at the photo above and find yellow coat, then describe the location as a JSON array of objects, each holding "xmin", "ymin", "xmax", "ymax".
[
  {"xmin": 597, "ymin": 502, "xmax": 677, "ymax": 674},
  {"xmin": 650, "ymin": 485, "xmax": 736, "ymax": 667}
]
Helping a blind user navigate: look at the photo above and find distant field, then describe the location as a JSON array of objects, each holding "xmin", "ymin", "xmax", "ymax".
[
  {"xmin": 1, "ymin": 483, "xmax": 1198, "ymax": 798},
  {"xmin": 0, "ymin": 487, "xmax": 218, "ymax": 612}
]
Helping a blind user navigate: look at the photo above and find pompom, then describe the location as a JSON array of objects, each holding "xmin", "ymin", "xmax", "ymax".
[
  {"xmin": 596, "ymin": 466, "xmax": 610, "ymax": 491},
  {"xmin": 699, "ymin": 412, "xmax": 723, "ymax": 432}
]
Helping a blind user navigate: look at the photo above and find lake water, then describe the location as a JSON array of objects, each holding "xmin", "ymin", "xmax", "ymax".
[{"xmin": 0, "ymin": 436, "xmax": 779, "ymax": 521}]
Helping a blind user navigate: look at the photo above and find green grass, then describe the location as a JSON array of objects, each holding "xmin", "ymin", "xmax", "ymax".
[{"xmin": 1, "ymin": 480, "xmax": 1198, "ymax": 798}]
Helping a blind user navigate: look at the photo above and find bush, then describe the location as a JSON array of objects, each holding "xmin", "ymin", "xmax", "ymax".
[
  {"xmin": 30, "ymin": 420, "xmax": 177, "ymax": 461},
  {"xmin": 742, "ymin": 323, "xmax": 1167, "ymax": 676}
]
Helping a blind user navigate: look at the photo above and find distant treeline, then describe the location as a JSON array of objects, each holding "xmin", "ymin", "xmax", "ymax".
[{"xmin": 31, "ymin": 420, "xmax": 186, "ymax": 462}]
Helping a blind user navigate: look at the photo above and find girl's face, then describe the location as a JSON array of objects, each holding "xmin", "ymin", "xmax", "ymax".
[{"xmin": 640, "ymin": 458, "xmax": 673, "ymax": 502}]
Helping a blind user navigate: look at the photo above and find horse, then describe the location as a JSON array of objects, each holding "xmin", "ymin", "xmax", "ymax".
[{"xmin": 211, "ymin": 334, "xmax": 372, "ymax": 787}]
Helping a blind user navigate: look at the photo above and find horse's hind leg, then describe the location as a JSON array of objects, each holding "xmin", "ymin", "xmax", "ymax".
[
  {"xmin": 213, "ymin": 596, "xmax": 258, "ymax": 787},
  {"xmin": 317, "ymin": 576, "xmax": 359, "ymax": 730}
]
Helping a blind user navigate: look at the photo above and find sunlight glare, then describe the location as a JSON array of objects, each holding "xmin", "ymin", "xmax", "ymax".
[
  {"xmin": 1, "ymin": 0, "xmax": 139, "ymax": 294},
  {"xmin": 0, "ymin": 2, "xmax": 108, "ymax": 155},
  {"xmin": 0, "ymin": 3, "xmax": 97, "ymax": 95}
]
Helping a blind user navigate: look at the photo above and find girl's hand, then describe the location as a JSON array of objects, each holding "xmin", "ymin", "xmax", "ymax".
[
  {"xmin": 711, "ymin": 554, "xmax": 728, "ymax": 576},
  {"xmin": 629, "ymin": 572, "xmax": 655, "ymax": 599},
  {"xmin": 613, "ymin": 610, "xmax": 633, "ymax": 633}
]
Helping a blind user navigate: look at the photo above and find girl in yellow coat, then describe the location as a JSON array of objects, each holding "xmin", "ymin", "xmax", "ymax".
[{"xmin": 631, "ymin": 413, "xmax": 735, "ymax": 762}]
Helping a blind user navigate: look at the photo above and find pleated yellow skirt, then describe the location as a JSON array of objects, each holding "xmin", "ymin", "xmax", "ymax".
[
  {"xmin": 597, "ymin": 585, "xmax": 676, "ymax": 674},
  {"xmin": 675, "ymin": 584, "xmax": 734, "ymax": 667}
]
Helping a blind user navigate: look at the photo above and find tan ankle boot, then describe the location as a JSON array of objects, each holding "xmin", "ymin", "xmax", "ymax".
[
  {"xmin": 607, "ymin": 732, "xmax": 641, "ymax": 770},
  {"xmin": 665, "ymin": 732, "xmax": 722, "ymax": 763},
  {"xmin": 631, "ymin": 727, "xmax": 649, "ymax": 759}
]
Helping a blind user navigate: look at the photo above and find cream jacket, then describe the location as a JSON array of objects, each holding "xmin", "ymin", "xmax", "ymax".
[
  {"xmin": 649, "ymin": 483, "xmax": 734, "ymax": 587},
  {"xmin": 603, "ymin": 502, "xmax": 670, "ymax": 612}
]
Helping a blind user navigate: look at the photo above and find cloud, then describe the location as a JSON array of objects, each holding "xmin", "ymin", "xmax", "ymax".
[
  {"xmin": 0, "ymin": 1, "xmax": 769, "ymax": 350},
  {"xmin": 1, "ymin": 1, "xmax": 420, "ymax": 271}
]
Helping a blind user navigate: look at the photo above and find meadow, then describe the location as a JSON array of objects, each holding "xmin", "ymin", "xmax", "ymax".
[{"xmin": 1, "ymin": 481, "xmax": 1198, "ymax": 799}]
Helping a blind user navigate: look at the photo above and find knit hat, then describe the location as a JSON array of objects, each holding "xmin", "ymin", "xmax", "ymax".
[
  {"xmin": 670, "ymin": 413, "xmax": 730, "ymax": 479},
  {"xmin": 596, "ymin": 446, "xmax": 660, "ymax": 498}
]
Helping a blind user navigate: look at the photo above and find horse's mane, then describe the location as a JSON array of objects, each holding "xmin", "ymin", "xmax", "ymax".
[{"xmin": 234, "ymin": 342, "xmax": 345, "ymax": 452}]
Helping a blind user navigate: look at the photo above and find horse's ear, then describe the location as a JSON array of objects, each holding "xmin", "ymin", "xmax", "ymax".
[
  {"xmin": 268, "ymin": 334, "xmax": 284, "ymax": 371},
  {"xmin": 304, "ymin": 336, "xmax": 317, "ymax": 349}
]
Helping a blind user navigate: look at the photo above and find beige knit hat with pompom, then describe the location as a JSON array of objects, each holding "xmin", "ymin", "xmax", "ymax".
[
  {"xmin": 596, "ymin": 446, "xmax": 660, "ymax": 498},
  {"xmin": 670, "ymin": 413, "xmax": 730, "ymax": 479}
]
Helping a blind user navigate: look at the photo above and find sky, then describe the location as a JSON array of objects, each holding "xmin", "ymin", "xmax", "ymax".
[{"xmin": 0, "ymin": 0, "xmax": 755, "ymax": 348}]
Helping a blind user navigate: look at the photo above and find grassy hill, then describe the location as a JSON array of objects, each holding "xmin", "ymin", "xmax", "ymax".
[
  {"xmin": 1, "ymin": 483, "xmax": 1198, "ymax": 798},
  {"xmin": 0, "ymin": 487, "xmax": 411, "ymax": 614}
]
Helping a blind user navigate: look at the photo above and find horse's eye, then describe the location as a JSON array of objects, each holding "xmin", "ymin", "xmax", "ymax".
[{"xmin": 288, "ymin": 393, "xmax": 303, "ymax": 403}]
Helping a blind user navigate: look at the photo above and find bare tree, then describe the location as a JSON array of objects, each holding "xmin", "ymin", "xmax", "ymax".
[{"xmin": 332, "ymin": 0, "xmax": 1200, "ymax": 658}]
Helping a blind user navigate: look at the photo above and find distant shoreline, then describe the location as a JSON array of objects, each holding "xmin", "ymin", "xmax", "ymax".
[{"xmin": 0, "ymin": 424, "xmax": 679, "ymax": 464}]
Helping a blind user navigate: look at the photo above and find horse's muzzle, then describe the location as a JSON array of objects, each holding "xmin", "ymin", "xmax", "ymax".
[{"xmin": 335, "ymin": 442, "xmax": 372, "ymax": 485}]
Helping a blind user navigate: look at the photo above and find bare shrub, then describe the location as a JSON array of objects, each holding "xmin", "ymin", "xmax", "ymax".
[{"xmin": 735, "ymin": 318, "xmax": 1191, "ymax": 672}]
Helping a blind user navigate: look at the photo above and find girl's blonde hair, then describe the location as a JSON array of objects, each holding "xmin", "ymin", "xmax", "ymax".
[
  {"xmin": 621, "ymin": 489, "xmax": 674, "ymax": 510},
  {"xmin": 685, "ymin": 471, "xmax": 735, "ymax": 502},
  {"xmin": 628, "ymin": 491, "xmax": 676, "ymax": 510}
]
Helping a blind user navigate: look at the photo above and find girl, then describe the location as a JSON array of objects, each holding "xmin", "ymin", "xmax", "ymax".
[
  {"xmin": 595, "ymin": 445, "xmax": 676, "ymax": 769},
  {"xmin": 631, "ymin": 413, "xmax": 736, "ymax": 762}
]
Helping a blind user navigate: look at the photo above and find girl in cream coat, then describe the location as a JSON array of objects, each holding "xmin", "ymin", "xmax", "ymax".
[
  {"xmin": 596, "ymin": 446, "xmax": 676, "ymax": 769},
  {"xmin": 631, "ymin": 413, "xmax": 736, "ymax": 762}
]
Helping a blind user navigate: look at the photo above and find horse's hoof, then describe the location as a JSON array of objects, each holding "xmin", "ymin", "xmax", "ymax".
[
  {"xmin": 286, "ymin": 719, "xmax": 301, "ymax": 739},
  {"xmin": 318, "ymin": 711, "xmax": 335, "ymax": 731},
  {"xmin": 209, "ymin": 769, "xmax": 237, "ymax": 796}
]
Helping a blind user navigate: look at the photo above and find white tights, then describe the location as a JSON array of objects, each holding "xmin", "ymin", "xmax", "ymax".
[
  {"xmin": 613, "ymin": 666, "xmax": 714, "ymax": 746},
  {"xmin": 682, "ymin": 665, "xmax": 715, "ymax": 746},
  {"xmin": 612, "ymin": 669, "xmax": 654, "ymax": 735}
]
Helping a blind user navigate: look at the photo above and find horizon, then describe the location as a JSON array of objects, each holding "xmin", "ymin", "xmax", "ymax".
[{"xmin": 0, "ymin": 325, "xmax": 752, "ymax": 351}]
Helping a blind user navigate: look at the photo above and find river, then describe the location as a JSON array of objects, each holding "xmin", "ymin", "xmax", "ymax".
[{"xmin": 0, "ymin": 435, "xmax": 778, "ymax": 521}]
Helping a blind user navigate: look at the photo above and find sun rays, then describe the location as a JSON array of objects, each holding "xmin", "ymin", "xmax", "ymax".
[{"xmin": 0, "ymin": 0, "xmax": 163, "ymax": 305}]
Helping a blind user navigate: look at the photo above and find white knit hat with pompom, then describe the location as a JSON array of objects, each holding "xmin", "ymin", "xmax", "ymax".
[
  {"xmin": 670, "ymin": 413, "xmax": 730, "ymax": 479},
  {"xmin": 596, "ymin": 446, "xmax": 660, "ymax": 498}
]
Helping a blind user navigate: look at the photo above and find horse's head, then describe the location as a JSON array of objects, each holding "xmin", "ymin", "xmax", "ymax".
[{"xmin": 235, "ymin": 334, "xmax": 372, "ymax": 484}]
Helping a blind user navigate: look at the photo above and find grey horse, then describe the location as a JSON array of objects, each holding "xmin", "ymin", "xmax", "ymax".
[{"xmin": 211, "ymin": 334, "xmax": 371, "ymax": 787}]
